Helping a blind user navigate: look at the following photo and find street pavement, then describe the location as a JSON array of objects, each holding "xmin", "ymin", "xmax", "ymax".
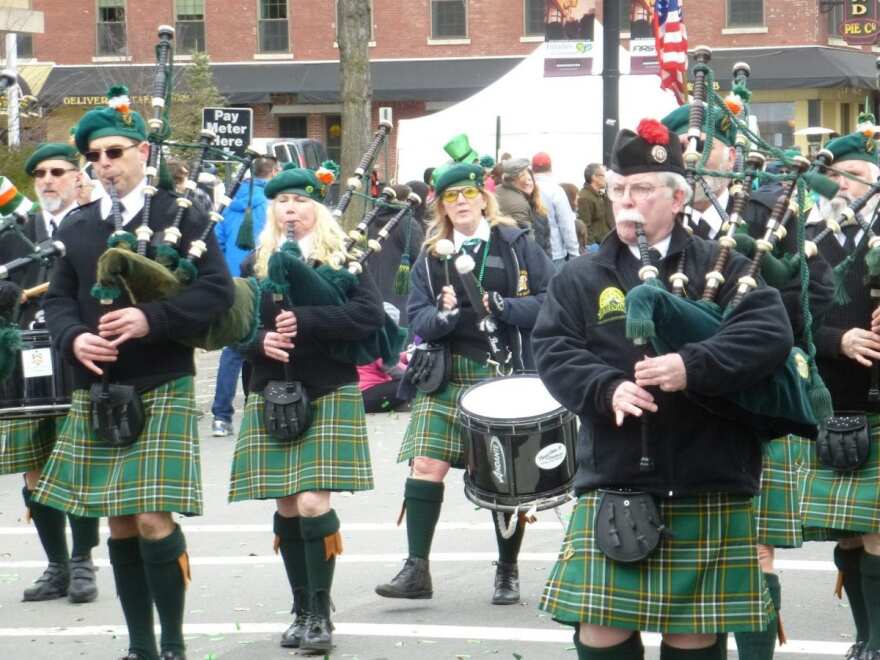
[{"xmin": 0, "ymin": 351, "xmax": 861, "ymax": 659}]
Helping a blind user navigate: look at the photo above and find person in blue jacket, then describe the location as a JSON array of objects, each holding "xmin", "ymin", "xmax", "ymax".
[{"xmin": 210, "ymin": 156, "xmax": 279, "ymax": 436}]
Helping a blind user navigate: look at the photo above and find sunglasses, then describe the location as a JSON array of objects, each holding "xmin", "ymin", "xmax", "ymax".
[
  {"xmin": 83, "ymin": 143, "xmax": 139, "ymax": 163},
  {"xmin": 32, "ymin": 167, "xmax": 77, "ymax": 179},
  {"xmin": 441, "ymin": 186, "xmax": 481, "ymax": 204}
]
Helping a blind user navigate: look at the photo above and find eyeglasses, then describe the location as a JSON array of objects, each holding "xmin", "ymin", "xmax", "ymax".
[
  {"xmin": 441, "ymin": 186, "xmax": 481, "ymax": 204},
  {"xmin": 83, "ymin": 143, "xmax": 139, "ymax": 163},
  {"xmin": 608, "ymin": 182, "xmax": 659, "ymax": 202},
  {"xmin": 32, "ymin": 167, "xmax": 77, "ymax": 179}
]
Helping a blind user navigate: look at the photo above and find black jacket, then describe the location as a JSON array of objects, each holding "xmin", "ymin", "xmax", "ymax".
[
  {"xmin": 532, "ymin": 224, "xmax": 793, "ymax": 497},
  {"xmin": 0, "ymin": 209, "xmax": 58, "ymax": 329},
  {"xmin": 44, "ymin": 189, "xmax": 235, "ymax": 391}
]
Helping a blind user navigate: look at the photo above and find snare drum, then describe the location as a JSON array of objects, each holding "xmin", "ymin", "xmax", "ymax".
[
  {"xmin": 0, "ymin": 329, "xmax": 72, "ymax": 419},
  {"xmin": 459, "ymin": 375, "xmax": 577, "ymax": 513}
]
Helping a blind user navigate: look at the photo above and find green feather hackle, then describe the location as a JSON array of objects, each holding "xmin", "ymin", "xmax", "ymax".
[
  {"xmin": 107, "ymin": 231, "xmax": 137, "ymax": 251},
  {"xmin": 0, "ymin": 326, "xmax": 22, "ymax": 383},
  {"xmin": 174, "ymin": 258, "xmax": 198, "ymax": 284},
  {"xmin": 107, "ymin": 84, "xmax": 129, "ymax": 99},
  {"xmin": 731, "ymin": 81, "xmax": 752, "ymax": 104}
]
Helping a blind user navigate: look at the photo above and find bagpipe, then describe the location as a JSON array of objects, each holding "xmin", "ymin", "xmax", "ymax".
[{"xmin": 622, "ymin": 45, "xmax": 840, "ymax": 445}]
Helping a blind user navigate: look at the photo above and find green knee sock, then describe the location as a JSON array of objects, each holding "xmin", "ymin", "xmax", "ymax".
[
  {"xmin": 23, "ymin": 487, "xmax": 69, "ymax": 564},
  {"xmin": 140, "ymin": 525, "xmax": 188, "ymax": 655},
  {"xmin": 274, "ymin": 512, "xmax": 308, "ymax": 604},
  {"xmin": 108, "ymin": 536, "xmax": 159, "ymax": 660},
  {"xmin": 404, "ymin": 478, "xmax": 443, "ymax": 560},
  {"xmin": 68, "ymin": 514, "xmax": 99, "ymax": 558},
  {"xmin": 734, "ymin": 572, "xmax": 779, "ymax": 660},
  {"xmin": 835, "ymin": 545, "xmax": 870, "ymax": 643},
  {"xmin": 861, "ymin": 551, "xmax": 880, "ymax": 650},
  {"xmin": 660, "ymin": 635, "xmax": 725, "ymax": 660},
  {"xmin": 301, "ymin": 509, "xmax": 341, "ymax": 595},
  {"xmin": 492, "ymin": 511, "xmax": 525, "ymax": 564},
  {"xmin": 573, "ymin": 630, "xmax": 644, "ymax": 659}
]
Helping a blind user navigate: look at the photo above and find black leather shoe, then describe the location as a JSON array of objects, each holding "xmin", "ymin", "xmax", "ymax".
[
  {"xmin": 280, "ymin": 589, "xmax": 309, "ymax": 648},
  {"xmin": 68, "ymin": 555, "xmax": 98, "ymax": 603},
  {"xmin": 22, "ymin": 561, "xmax": 69, "ymax": 601},
  {"xmin": 299, "ymin": 591, "xmax": 334, "ymax": 653},
  {"xmin": 159, "ymin": 651, "xmax": 186, "ymax": 660},
  {"xmin": 118, "ymin": 653, "xmax": 151, "ymax": 660},
  {"xmin": 845, "ymin": 641, "xmax": 865, "ymax": 659},
  {"xmin": 374, "ymin": 557, "xmax": 433, "ymax": 599},
  {"xmin": 861, "ymin": 648, "xmax": 880, "ymax": 660},
  {"xmin": 491, "ymin": 561, "xmax": 520, "ymax": 605}
]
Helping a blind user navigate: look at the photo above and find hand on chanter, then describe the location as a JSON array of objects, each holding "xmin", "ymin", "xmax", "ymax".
[
  {"xmin": 98, "ymin": 307, "xmax": 150, "ymax": 347},
  {"xmin": 611, "ymin": 381, "xmax": 657, "ymax": 427},
  {"xmin": 871, "ymin": 306, "xmax": 880, "ymax": 335},
  {"xmin": 634, "ymin": 353, "xmax": 687, "ymax": 393},
  {"xmin": 275, "ymin": 309, "xmax": 297, "ymax": 338},
  {"xmin": 73, "ymin": 332, "xmax": 118, "ymax": 376},
  {"xmin": 841, "ymin": 327, "xmax": 880, "ymax": 367},
  {"xmin": 263, "ymin": 331, "xmax": 294, "ymax": 363}
]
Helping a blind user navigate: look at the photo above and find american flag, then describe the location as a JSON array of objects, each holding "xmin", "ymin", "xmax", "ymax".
[{"xmin": 649, "ymin": 0, "xmax": 689, "ymax": 105}]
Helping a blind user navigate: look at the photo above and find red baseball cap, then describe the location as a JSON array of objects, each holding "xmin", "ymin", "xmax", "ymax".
[{"xmin": 531, "ymin": 152, "xmax": 551, "ymax": 169}]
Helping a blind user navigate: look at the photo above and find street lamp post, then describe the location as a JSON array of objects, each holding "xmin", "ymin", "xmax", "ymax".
[{"xmin": 603, "ymin": 0, "xmax": 620, "ymax": 166}]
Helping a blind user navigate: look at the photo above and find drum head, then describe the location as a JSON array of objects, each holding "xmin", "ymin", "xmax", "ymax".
[{"xmin": 460, "ymin": 375, "xmax": 563, "ymax": 422}]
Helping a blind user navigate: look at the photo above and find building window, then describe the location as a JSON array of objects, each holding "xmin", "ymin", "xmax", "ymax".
[
  {"xmin": 0, "ymin": 32, "xmax": 33, "ymax": 59},
  {"xmin": 259, "ymin": 0, "xmax": 289, "ymax": 53},
  {"xmin": 335, "ymin": 0, "xmax": 375, "ymax": 43},
  {"xmin": 826, "ymin": 3, "xmax": 844, "ymax": 38},
  {"xmin": 326, "ymin": 115, "xmax": 342, "ymax": 163},
  {"xmin": 727, "ymin": 0, "xmax": 763, "ymax": 28},
  {"xmin": 431, "ymin": 0, "xmax": 467, "ymax": 39},
  {"xmin": 841, "ymin": 103, "xmax": 851, "ymax": 134},
  {"xmin": 278, "ymin": 116, "xmax": 306, "ymax": 139},
  {"xmin": 808, "ymin": 99, "xmax": 821, "ymax": 127},
  {"xmin": 176, "ymin": 0, "xmax": 205, "ymax": 53},
  {"xmin": 524, "ymin": 0, "xmax": 544, "ymax": 36},
  {"xmin": 752, "ymin": 101, "xmax": 795, "ymax": 148},
  {"xmin": 97, "ymin": 0, "xmax": 127, "ymax": 56}
]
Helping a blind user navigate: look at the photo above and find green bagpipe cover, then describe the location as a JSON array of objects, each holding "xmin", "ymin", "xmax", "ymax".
[{"xmin": 624, "ymin": 282, "xmax": 818, "ymax": 440}]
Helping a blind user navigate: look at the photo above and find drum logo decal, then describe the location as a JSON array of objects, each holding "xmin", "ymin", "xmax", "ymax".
[
  {"xmin": 535, "ymin": 443, "xmax": 567, "ymax": 470},
  {"xmin": 22, "ymin": 348, "xmax": 53, "ymax": 379},
  {"xmin": 597, "ymin": 287, "xmax": 626, "ymax": 321},
  {"xmin": 489, "ymin": 435, "xmax": 507, "ymax": 486}
]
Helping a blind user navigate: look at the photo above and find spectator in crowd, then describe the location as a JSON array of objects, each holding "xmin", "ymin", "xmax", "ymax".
[
  {"xmin": 480, "ymin": 155, "xmax": 496, "ymax": 193},
  {"xmin": 357, "ymin": 304, "xmax": 411, "ymax": 413},
  {"xmin": 404, "ymin": 179, "xmax": 431, "ymax": 230},
  {"xmin": 577, "ymin": 163, "xmax": 615, "ymax": 251},
  {"xmin": 494, "ymin": 157, "xmax": 551, "ymax": 256},
  {"xmin": 209, "ymin": 156, "xmax": 278, "ymax": 437},
  {"xmin": 559, "ymin": 181, "xmax": 588, "ymax": 254},
  {"xmin": 531, "ymin": 152, "xmax": 580, "ymax": 268},
  {"xmin": 167, "ymin": 159, "xmax": 214, "ymax": 214}
]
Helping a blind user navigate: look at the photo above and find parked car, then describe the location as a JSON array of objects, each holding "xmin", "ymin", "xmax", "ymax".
[{"xmin": 250, "ymin": 138, "xmax": 328, "ymax": 170}]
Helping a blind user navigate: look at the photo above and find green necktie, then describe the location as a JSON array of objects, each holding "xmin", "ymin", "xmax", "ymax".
[{"xmin": 461, "ymin": 237, "xmax": 482, "ymax": 253}]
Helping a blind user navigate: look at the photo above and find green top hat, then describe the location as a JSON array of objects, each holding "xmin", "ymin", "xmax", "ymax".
[
  {"xmin": 74, "ymin": 85, "xmax": 147, "ymax": 155},
  {"xmin": 432, "ymin": 162, "xmax": 484, "ymax": 198},
  {"xmin": 661, "ymin": 103, "xmax": 737, "ymax": 147},
  {"xmin": 444, "ymin": 133, "xmax": 479, "ymax": 164},
  {"xmin": 25, "ymin": 143, "xmax": 80, "ymax": 177}
]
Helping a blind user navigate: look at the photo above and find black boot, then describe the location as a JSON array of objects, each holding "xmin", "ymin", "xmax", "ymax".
[
  {"xmin": 491, "ymin": 561, "xmax": 520, "ymax": 605},
  {"xmin": 300, "ymin": 590, "xmax": 334, "ymax": 653},
  {"xmin": 280, "ymin": 588, "xmax": 309, "ymax": 649},
  {"xmin": 22, "ymin": 561, "xmax": 69, "ymax": 601},
  {"xmin": 68, "ymin": 555, "xmax": 98, "ymax": 603},
  {"xmin": 844, "ymin": 642, "xmax": 865, "ymax": 659},
  {"xmin": 159, "ymin": 651, "xmax": 186, "ymax": 660},
  {"xmin": 375, "ymin": 557, "xmax": 433, "ymax": 599}
]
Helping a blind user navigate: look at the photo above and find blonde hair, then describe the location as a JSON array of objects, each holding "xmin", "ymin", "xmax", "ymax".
[
  {"xmin": 253, "ymin": 198, "xmax": 349, "ymax": 278},
  {"xmin": 423, "ymin": 189, "xmax": 517, "ymax": 255}
]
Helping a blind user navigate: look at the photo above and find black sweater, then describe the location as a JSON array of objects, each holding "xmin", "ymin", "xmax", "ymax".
[
  {"xmin": 44, "ymin": 189, "xmax": 235, "ymax": 391},
  {"xmin": 0, "ymin": 210, "xmax": 55, "ymax": 329},
  {"xmin": 532, "ymin": 224, "xmax": 793, "ymax": 497}
]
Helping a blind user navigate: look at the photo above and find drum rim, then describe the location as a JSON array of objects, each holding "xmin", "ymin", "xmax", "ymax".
[
  {"xmin": 458, "ymin": 374, "xmax": 571, "ymax": 426},
  {"xmin": 462, "ymin": 472, "xmax": 574, "ymax": 513}
]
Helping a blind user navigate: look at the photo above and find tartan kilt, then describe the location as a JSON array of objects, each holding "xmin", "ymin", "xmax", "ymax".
[
  {"xmin": 228, "ymin": 384, "xmax": 373, "ymax": 501},
  {"xmin": 0, "ymin": 416, "xmax": 62, "ymax": 475},
  {"xmin": 800, "ymin": 414, "xmax": 880, "ymax": 535},
  {"xmin": 539, "ymin": 491, "xmax": 772, "ymax": 633},
  {"xmin": 753, "ymin": 435, "xmax": 809, "ymax": 548},
  {"xmin": 32, "ymin": 377, "xmax": 202, "ymax": 518},
  {"xmin": 397, "ymin": 354, "xmax": 494, "ymax": 468}
]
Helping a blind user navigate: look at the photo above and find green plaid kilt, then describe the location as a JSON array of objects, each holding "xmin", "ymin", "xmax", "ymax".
[
  {"xmin": 800, "ymin": 414, "xmax": 880, "ymax": 535},
  {"xmin": 397, "ymin": 354, "xmax": 494, "ymax": 468},
  {"xmin": 540, "ymin": 491, "xmax": 772, "ymax": 633},
  {"xmin": 228, "ymin": 384, "xmax": 373, "ymax": 501},
  {"xmin": 32, "ymin": 377, "xmax": 202, "ymax": 518},
  {"xmin": 753, "ymin": 435, "xmax": 810, "ymax": 548},
  {"xmin": 0, "ymin": 416, "xmax": 62, "ymax": 475}
]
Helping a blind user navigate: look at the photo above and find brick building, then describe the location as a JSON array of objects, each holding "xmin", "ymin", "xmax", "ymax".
[{"xmin": 5, "ymin": 0, "xmax": 880, "ymax": 166}]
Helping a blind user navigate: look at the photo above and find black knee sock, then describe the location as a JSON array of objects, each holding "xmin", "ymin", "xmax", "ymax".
[
  {"xmin": 68, "ymin": 514, "xmax": 99, "ymax": 558},
  {"xmin": 573, "ymin": 629, "xmax": 644, "ymax": 659},
  {"xmin": 23, "ymin": 487, "xmax": 68, "ymax": 565},
  {"xmin": 492, "ymin": 511, "xmax": 525, "ymax": 563},
  {"xmin": 660, "ymin": 635, "xmax": 724, "ymax": 659},
  {"xmin": 274, "ymin": 512, "xmax": 308, "ymax": 608},
  {"xmin": 108, "ymin": 536, "xmax": 158, "ymax": 660},
  {"xmin": 733, "ymin": 572, "xmax": 779, "ymax": 660},
  {"xmin": 140, "ymin": 525, "xmax": 188, "ymax": 654},
  {"xmin": 861, "ymin": 551, "xmax": 880, "ymax": 650},
  {"xmin": 835, "ymin": 545, "xmax": 870, "ymax": 643},
  {"xmin": 404, "ymin": 478, "xmax": 443, "ymax": 560}
]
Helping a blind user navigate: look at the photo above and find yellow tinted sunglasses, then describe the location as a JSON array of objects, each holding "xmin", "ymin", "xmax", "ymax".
[{"xmin": 441, "ymin": 186, "xmax": 481, "ymax": 204}]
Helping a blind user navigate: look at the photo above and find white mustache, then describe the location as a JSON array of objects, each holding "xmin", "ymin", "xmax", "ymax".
[{"xmin": 617, "ymin": 209, "xmax": 645, "ymax": 224}]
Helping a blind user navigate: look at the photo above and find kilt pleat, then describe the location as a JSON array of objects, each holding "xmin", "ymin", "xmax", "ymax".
[
  {"xmin": 228, "ymin": 384, "xmax": 373, "ymax": 501},
  {"xmin": 753, "ymin": 435, "xmax": 809, "ymax": 548},
  {"xmin": 800, "ymin": 414, "xmax": 880, "ymax": 535},
  {"xmin": 32, "ymin": 377, "xmax": 201, "ymax": 517},
  {"xmin": 0, "ymin": 416, "xmax": 60, "ymax": 475},
  {"xmin": 539, "ymin": 491, "xmax": 772, "ymax": 633},
  {"xmin": 397, "ymin": 354, "xmax": 494, "ymax": 468}
]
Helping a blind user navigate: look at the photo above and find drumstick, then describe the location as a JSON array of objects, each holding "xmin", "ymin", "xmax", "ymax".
[
  {"xmin": 435, "ymin": 239, "xmax": 456, "ymax": 315},
  {"xmin": 20, "ymin": 281, "xmax": 48, "ymax": 303}
]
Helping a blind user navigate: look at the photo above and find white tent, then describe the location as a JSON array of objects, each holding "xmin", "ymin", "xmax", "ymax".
[{"xmin": 396, "ymin": 41, "xmax": 679, "ymax": 185}]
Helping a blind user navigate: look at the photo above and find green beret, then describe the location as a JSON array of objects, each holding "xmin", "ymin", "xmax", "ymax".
[
  {"xmin": 479, "ymin": 154, "xmax": 495, "ymax": 169},
  {"xmin": 433, "ymin": 162, "xmax": 484, "ymax": 198},
  {"xmin": 443, "ymin": 133, "xmax": 479, "ymax": 164},
  {"xmin": 824, "ymin": 131, "xmax": 878, "ymax": 165},
  {"xmin": 25, "ymin": 143, "xmax": 79, "ymax": 176},
  {"xmin": 74, "ymin": 85, "xmax": 147, "ymax": 154},
  {"xmin": 265, "ymin": 164, "xmax": 327, "ymax": 201},
  {"xmin": 661, "ymin": 103, "xmax": 737, "ymax": 147}
]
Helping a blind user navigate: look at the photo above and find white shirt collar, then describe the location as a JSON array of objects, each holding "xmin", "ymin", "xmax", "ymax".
[
  {"xmin": 627, "ymin": 233, "xmax": 672, "ymax": 261},
  {"xmin": 297, "ymin": 232, "xmax": 314, "ymax": 260},
  {"xmin": 691, "ymin": 188, "xmax": 729, "ymax": 238},
  {"xmin": 453, "ymin": 217, "xmax": 491, "ymax": 251},
  {"xmin": 100, "ymin": 178, "xmax": 147, "ymax": 226},
  {"xmin": 42, "ymin": 204, "xmax": 75, "ymax": 236}
]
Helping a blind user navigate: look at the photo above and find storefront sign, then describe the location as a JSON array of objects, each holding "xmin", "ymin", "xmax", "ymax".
[{"xmin": 841, "ymin": 0, "xmax": 880, "ymax": 45}]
